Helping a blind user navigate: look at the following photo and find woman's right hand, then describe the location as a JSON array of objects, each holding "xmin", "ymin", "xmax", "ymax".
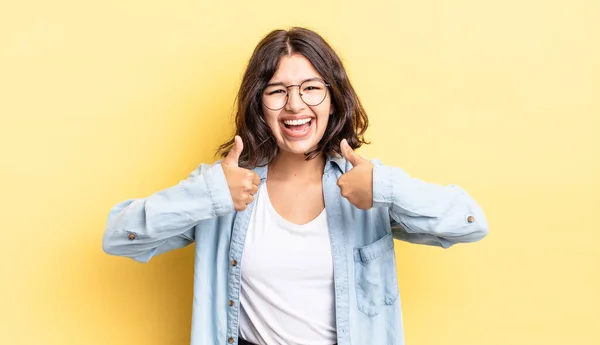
[{"xmin": 222, "ymin": 135, "xmax": 260, "ymax": 211}]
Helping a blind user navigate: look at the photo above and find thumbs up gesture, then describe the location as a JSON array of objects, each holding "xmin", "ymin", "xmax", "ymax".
[
  {"xmin": 222, "ymin": 135, "xmax": 261, "ymax": 211},
  {"xmin": 337, "ymin": 139, "xmax": 374, "ymax": 210}
]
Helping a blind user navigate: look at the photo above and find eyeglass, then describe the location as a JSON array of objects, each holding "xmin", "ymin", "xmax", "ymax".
[{"xmin": 262, "ymin": 78, "xmax": 330, "ymax": 111}]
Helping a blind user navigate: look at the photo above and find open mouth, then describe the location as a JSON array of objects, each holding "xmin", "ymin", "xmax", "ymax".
[{"xmin": 281, "ymin": 118, "xmax": 313, "ymax": 137}]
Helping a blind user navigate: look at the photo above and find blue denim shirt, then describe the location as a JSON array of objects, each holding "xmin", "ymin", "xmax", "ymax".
[{"xmin": 102, "ymin": 155, "xmax": 489, "ymax": 345}]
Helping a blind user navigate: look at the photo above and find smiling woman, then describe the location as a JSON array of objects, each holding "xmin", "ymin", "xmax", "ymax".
[
  {"xmin": 102, "ymin": 27, "xmax": 489, "ymax": 345},
  {"xmin": 216, "ymin": 28, "xmax": 369, "ymax": 168},
  {"xmin": 262, "ymin": 56, "xmax": 334, "ymax": 156}
]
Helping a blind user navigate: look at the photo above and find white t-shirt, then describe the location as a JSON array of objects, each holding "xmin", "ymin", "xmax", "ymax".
[{"xmin": 238, "ymin": 183, "xmax": 337, "ymax": 345}]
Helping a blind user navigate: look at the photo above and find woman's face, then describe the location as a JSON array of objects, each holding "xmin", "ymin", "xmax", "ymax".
[{"xmin": 262, "ymin": 54, "xmax": 334, "ymax": 156}]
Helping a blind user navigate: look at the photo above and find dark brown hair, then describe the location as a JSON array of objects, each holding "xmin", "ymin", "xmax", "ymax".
[{"xmin": 217, "ymin": 27, "xmax": 369, "ymax": 168}]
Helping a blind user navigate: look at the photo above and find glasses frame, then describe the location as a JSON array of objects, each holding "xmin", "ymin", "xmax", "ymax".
[{"xmin": 262, "ymin": 78, "xmax": 331, "ymax": 111}]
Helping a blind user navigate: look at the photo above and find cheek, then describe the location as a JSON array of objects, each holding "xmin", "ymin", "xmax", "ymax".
[
  {"xmin": 319, "ymin": 96, "xmax": 333, "ymax": 117},
  {"xmin": 262, "ymin": 108, "xmax": 280, "ymax": 129},
  {"xmin": 316, "ymin": 105, "xmax": 332, "ymax": 127},
  {"xmin": 319, "ymin": 114, "xmax": 331, "ymax": 133}
]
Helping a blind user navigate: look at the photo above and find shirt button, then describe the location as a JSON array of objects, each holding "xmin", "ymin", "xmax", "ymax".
[
  {"xmin": 228, "ymin": 300, "xmax": 234, "ymax": 306},
  {"xmin": 231, "ymin": 260, "xmax": 237, "ymax": 267},
  {"xmin": 467, "ymin": 215, "xmax": 475, "ymax": 223},
  {"xmin": 127, "ymin": 233, "xmax": 136, "ymax": 240},
  {"xmin": 228, "ymin": 337, "xmax": 234, "ymax": 343}
]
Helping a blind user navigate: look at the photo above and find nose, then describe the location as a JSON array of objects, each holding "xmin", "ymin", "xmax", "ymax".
[{"xmin": 284, "ymin": 85, "xmax": 306, "ymax": 113}]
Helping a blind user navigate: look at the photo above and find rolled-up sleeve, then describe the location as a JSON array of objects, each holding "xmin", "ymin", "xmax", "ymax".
[
  {"xmin": 102, "ymin": 161, "xmax": 234, "ymax": 262},
  {"xmin": 372, "ymin": 162, "xmax": 489, "ymax": 248}
]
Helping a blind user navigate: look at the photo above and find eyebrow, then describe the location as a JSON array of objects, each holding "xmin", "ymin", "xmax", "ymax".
[{"xmin": 265, "ymin": 77, "xmax": 324, "ymax": 88}]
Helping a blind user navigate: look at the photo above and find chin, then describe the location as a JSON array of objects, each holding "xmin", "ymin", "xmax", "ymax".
[{"xmin": 278, "ymin": 138, "xmax": 320, "ymax": 156}]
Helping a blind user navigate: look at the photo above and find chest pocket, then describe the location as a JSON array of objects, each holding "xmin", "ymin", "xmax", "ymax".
[{"xmin": 353, "ymin": 233, "xmax": 400, "ymax": 317}]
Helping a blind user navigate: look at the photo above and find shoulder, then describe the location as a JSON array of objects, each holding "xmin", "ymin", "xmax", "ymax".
[
  {"xmin": 185, "ymin": 160, "xmax": 225, "ymax": 179},
  {"xmin": 369, "ymin": 158, "xmax": 384, "ymax": 165},
  {"xmin": 328, "ymin": 154, "xmax": 385, "ymax": 173}
]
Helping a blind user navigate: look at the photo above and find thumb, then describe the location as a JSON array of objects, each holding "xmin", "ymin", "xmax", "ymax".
[
  {"xmin": 224, "ymin": 135, "xmax": 243, "ymax": 166},
  {"xmin": 341, "ymin": 139, "xmax": 364, "ymax": 166}
]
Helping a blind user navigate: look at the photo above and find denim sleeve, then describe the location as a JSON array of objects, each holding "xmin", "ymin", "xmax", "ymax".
[
  {"xmin": 102, "ymin": 161, "xmax": 234, "ymax": 262},
  {"xmin": 371, "ymin": 160, "xmax": 489, "ymax": 248}
]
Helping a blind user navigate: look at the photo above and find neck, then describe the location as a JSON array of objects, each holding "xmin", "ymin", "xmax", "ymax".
[{"xmin": 268, "ymin": 150, "xmax": 326, "ymax": 183}]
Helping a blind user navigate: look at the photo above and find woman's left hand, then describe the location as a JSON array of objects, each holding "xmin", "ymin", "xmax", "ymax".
[{"xmin": 337, "ymin": 139, "xmax": 374, "ymax": 210}]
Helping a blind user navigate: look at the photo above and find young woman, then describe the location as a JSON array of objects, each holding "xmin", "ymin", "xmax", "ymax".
[{"xmin": 102, "ymin": 27, "xmax": 489, "ymax": 345}]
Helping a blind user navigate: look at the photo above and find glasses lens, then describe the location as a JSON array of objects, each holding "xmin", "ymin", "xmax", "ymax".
[
  {"xmin": 300, "ymin": 79, "xmax": 327, "ymax": 106},
  {"xmin": 262, "ymin": 79, "xmax": 328, "ymax": 110},
  {"xmin": 263, "ymin": 85, "xmax": 288, "ymax": 110}
]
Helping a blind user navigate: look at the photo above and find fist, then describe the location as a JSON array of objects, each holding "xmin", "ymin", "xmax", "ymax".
[
  {"xmin": 222, "ymin": 135, "xmax": 260, "ymax": 211},
  {"xmin": 337, "ymin": 139, "xmax": 374, "ymax": 210}
]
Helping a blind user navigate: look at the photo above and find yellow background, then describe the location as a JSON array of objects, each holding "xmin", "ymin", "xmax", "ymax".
[{"xmin": 1, "ymin": 0, "xmax": 598, "ymax": 344}]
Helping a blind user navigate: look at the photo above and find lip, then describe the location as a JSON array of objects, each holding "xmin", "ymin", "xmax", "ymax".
[
  {"xmin": 279, "ymin": 116, "xmax": 314, "ymax": 139},
  {"xmin": 279, "ymin": 115, "xmax": 315, "ymax": 122}
]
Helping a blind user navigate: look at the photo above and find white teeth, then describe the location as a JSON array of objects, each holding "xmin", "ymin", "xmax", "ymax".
[{"xmin": 283, "ymin": 118, "xmax": 311, "ymax": 126}]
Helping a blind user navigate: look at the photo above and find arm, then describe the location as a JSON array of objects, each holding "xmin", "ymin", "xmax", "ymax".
[
  {"xmin": 102, "ymin": 161, "xmax": 234, "ymax": 263},
  {"xmin": 372, "ymin": 162, "xmax": 489, "ymax": 248}
]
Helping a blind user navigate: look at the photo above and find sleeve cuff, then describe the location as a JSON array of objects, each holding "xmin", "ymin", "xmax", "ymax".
[
  {"xmin": 372, "ymin": 164, "xmax": 394, "ymax": 208},
  {"xmin": 204, "ymin": 163, "xmax": 235, "ymax": 216}
]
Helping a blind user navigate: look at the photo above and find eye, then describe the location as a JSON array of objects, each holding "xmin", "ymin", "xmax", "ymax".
[
  {"xmin": 302, "ymin": 80, "xmax": 325, "ymax": 92},
  {"xmin": 265, "ymin": 88, "xmax": 286, "ymax": 95}
]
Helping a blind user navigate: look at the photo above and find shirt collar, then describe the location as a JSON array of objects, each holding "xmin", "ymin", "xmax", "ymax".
[
  {"xmin": 327, "ymin": 153, "xmax": 346, "ymax": 173},
  {"xmin": 253, "ymin": 153, "xmax": 346, "ymax": 180}
]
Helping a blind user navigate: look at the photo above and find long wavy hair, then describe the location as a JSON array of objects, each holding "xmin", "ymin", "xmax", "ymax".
[{"xmin": 217, "ymin": 27, "xmax": 369, "ymax": 168}]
